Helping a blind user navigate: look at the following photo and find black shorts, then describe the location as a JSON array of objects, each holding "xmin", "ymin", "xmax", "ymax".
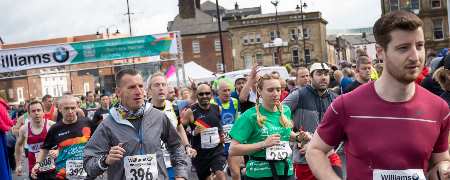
[{"xmin": 192, "ymin": 154, "xmax": 226, "ymax": 180}]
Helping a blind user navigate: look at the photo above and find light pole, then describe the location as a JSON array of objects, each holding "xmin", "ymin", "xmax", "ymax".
[
  {"xmin": 296, "ymin": 1, "xmax": 308, "ymax": 65},
  {"xmin": 215, "ymin": 0, "xmax": 226, "ymax": 73},
  {"xmin": 271, "ymin": 0, "xmax": 282, "ymax": 65},
  {"xmin": 124, "ymin": 0, "xmax": 134, "ymax": 36}
]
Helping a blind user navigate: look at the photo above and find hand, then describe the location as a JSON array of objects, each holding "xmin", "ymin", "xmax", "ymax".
[
  {"xmin": 105, "ymin": 143, "xmax": 126, "ymax": 166},
  {"xmin": 175, "ymin": 177, "xmax": 186, "ymax": 180},
  {"xmin": 299, "ymin": 143, "xmax": 308, "ymax": 155},
  {"xmin": 194, "ymin": 126, "xmax": 204, "ymax": 136},
  {"xmin": 262, "ymin": 134, "xmax": 281, "ymax": 148},
  {"xmin": 31, "ymin": 163, "xmax": 39, "ymax": 179},
  {"xmin": 186, "ymin": 147, "xmax": 197, "ymax": 158},
  {"xmin": 250, "ymin": 64, "xmax": 258, "ymax": 79},
  {"xmin": 15, "ymin": 165, "xmax": 23, "ymax": 176},
  {"xmin": 49, "ymin": 150, "xmax": 58, "ymax": 158},
  {"xmin": 437, "ymin": 161, "xmax": 450, "ymax": 179},
  {"xmin": 296, "ymin": 131, "xmax": 312, "ymax": 143}
]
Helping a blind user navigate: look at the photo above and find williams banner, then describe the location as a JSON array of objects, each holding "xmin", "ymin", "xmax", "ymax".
[{"xmin": 0, "ymin": 32, "xmax": 180, "ymax": 73}]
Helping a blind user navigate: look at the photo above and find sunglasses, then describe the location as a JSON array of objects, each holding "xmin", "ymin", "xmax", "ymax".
[{"xmin": 198, "ymin": 92, "xmax": 211, "ymax": 96}]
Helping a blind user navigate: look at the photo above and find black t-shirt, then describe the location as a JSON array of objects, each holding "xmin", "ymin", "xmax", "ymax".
[
  {"xmin": 91, "ymin": 108, "xmax": 109, "ymax": 132},
  {"xmin": 343, "ymin": 80, "xmax": 363, "ymax": 94},
  {"xmin": 189, "ymin": 103, "xmax": 224, "ymax": 156},
  {"xmin": 42, "ymin": 118, "xmax": 93, "ymax": 150},
  {"xmin": 231, "ymin": 91, "xmax": 255, "ymax": 113}
]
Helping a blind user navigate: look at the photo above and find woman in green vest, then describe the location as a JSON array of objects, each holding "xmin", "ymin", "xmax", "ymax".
[{"xmin": 229, "ymin": 73, "xmax": 309, "ymax": 180}]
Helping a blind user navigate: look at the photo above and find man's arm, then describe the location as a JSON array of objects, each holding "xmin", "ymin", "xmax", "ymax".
[
  {"xmin": 162, "ymin": 115, "xmax": 189, "ymax": 180},
  {"xmin": 427, "ymin": 152, "xmax": 450, "ymax": 180},
  {"xmin": 14, "ymin": 126, "xmax": 26, "ymax": 174},
  {"xmin": 282, "ymin": 90, "xmax": 299, "ymax": 116},
  {"xmin": 239, "ymin": 65, "xmax": 258, "ymax": 102},
  {"xmin": 305, "ymin": 131, "xmax": 341, "ymax": 180},
  {"xmin": 83, "ymin": 122, "xmax": 112, "ymax": 177}
]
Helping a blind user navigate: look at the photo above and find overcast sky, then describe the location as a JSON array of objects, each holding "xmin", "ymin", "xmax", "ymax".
[{"xmin": 0, "ymin": 0, "xmax": 381, "ymax": 44}]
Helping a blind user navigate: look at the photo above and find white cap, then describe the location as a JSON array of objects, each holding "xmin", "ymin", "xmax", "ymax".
[{"xmin": 309, "ymin": 63, "xmax": 330, "ymax": 73}]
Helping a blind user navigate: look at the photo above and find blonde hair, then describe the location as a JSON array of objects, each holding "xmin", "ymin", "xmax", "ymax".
[
  {"xmin": 255, "ymin": 74, "xmax": 292, "ymax": 128},
  {"xmin": 433, "ymin": 67, "xmax": 450, "ymax": 91}
]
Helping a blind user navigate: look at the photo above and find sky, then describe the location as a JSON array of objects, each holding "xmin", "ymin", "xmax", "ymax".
[{"xmin": 0, "ymin": 0, "xmax": 381, "ymax": 44}]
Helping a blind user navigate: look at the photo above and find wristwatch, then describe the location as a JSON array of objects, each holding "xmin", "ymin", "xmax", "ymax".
[{"xmin": 99, "ymin": 155, "xmax": 109, "ymax": 170}]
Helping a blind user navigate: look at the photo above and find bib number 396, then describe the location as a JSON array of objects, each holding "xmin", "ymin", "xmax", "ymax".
[
  {"xmin": 124, "ymin": 154, "xmax": 158, "ymax": 180},
  {"xmin": 66, "ymin": 160, "xmax": 87, "ymax": 180},
  {"xmin": 266, "ymin": 141, "xmax": 292, "ymax": 161}
]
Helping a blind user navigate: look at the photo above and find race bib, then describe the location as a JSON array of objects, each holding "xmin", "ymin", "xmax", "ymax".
[
  {"xmin": 38, "ymin": 156, "xmax": 55, "ymax": 172},
  {"xmin": 124, "ymin": 154, "xmax": 158, "ymax": 180},
  {"xmin": 373, "ymin": 169, "xmax": 425, "ymax": 180},
  {"xmin": 161, "ymin": 141, "xmax": 172, "ymax": 168},
  {"xmin": 66, "ymin": 160, "xmax": 87, "ymax": 180},
  {"xmin": 87, "ymin": 111, "xmax": 95, "ymax": 120},
  {"xmin": 223, "ymin": 124, "xmax": 233, "ymax": 144},
  {"xmin": 102, "ymin": 113, "xmax": 109, "ymax": 120},
  {"xmin": 28, "ymin": 142, "xmax": 43, "ymax": 153},
  {"xmin": 266, "ymin": 141, "xmax": 292, "ymax": 161},
  {"xmin": 200, "ymin": 127, "xmax": 220, "ymax": 149}
]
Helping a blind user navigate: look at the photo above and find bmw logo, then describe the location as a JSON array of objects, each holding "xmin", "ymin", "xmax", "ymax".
[{"xmin": 53, "ymin": 47, "xmax": 70, "ymax": 63}]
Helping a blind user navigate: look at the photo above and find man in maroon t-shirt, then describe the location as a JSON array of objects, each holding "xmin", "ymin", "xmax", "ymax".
[{"xmin": 306, "ymin": 10, "xmax": 450, "ymax": 180}]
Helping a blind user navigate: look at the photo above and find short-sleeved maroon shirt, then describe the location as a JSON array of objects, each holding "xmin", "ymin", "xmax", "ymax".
[{"xmin": 317, "ymin": 82, "xmax": 450, "ymax": 180}]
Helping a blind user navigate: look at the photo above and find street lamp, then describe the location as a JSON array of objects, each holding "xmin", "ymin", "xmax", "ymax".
[
  {"xmin": 271, "ymin": 0, "xmax": 282, "ymax": 65},
  {"xmin": 296, "ymin": 1, "xmax": 308, "ymax": 65},
  {"xmin": 215, "ymin": 0, "xmax": 226, "ymax": 73}
]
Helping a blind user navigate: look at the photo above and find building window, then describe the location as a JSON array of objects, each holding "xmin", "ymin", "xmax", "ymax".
[
  {"xmin": 289, "ymin": 28, "xmax": 298, "ymax": 40},
  {"xmin": 192, "ymin": 40, "xmax": 200, "ymax": 54},
  {"xmin": 255, "ymin": 33, "xmax": 261, "ymax": 43},
  {"xmin": 292, "ymin": 48, "xmax": 299, "ymax": 64},
  {"xmin": 433, "ymin": 19, "xmax": 444, "ymax": 40},
  {"xmin": 84, "ymin": 82, "xmax": 90, "ymax": 95},
  {"xmin": 256, "ymin": 52, "xmax": 264, "ymax": 65},
  {"xmin": 249, "ymin": 32, "xmax": 255, "ymax": 44},
  {"xmin": 303, "ymin": 28, "xmax": 310, "ymax": 39},
  {"xmin": 305, "ymin": 49, "xmax": 311, "ymax": 63},
  {"xmin": 214, "ymin": 39, "xmax": 221, "ymax": 52},
  {"xmin": 389, "ymin": 0, "xmax": 399, "ymax": 11},
  {"xmin": 410, "ymin": 0, "xmax": 420, "ymax": 10},
  {"xmin": 244, "ymin": 54, "xmax": 253, "ymax": 69},
  {"xmin": 272, "ymin": 51, "xmax": 279, "ymax": 64},
  {"xmin": 17, "ymin": 87, "xmax": 24, "ymax": 103},
  {"xmin": 270, "ymin": 31, "xmax": 280, "ymax": 41},
  {"xmin": 431, "ymin": 0, "xmax": 441, "ymax": 9},
  {"xmin": 242, "ymin": 34, "xmax": 249, "ymax": 45}
]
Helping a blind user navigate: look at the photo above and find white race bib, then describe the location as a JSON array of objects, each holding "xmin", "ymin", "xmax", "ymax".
[
  {"xmin": 266, "ymin": 141, "xmax": 292, "ymax": 161},
  {"xmin": 223, "ymin": 124, "xmax": 233, "ymax": 144},
  {"xmin": 87, "ymin": 111, "xmax": 95, "ymax": 120},
  {"xmin": 102, "ymin": 113, "xmax": 109, "ymax": 120},
  {"xmin": 200, "ymin": 127, "xmax": 220, "ymax": 149},
  {"xmin": 124, "ymin": 154, "xmax": 158, "ymax": 180},
  {"xmin": 66, "ymin": 160, "xmax": 87, "ymax": 180},
  {"xmin": 38, "ymin": 156, "xmax": 55, "ymax": 172},
  {"xmin": 160, "ymin": 141, "xmax": 172, "ymax": 168},
  {"xmin": 373, "ymin": 169, "xmax": 425, "ymax": 180},
  {"xmin": 28, "ymin": 142, "xmax": 43, "ymax": 153}
]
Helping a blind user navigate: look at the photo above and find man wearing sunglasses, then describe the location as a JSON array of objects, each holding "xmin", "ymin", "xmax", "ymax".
[{"xmin": 183, "ymin": 83, "xmax": 226, "ymax": 180}]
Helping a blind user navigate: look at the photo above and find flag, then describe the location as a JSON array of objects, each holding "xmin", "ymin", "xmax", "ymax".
[
  {"xmin": 165, "ymin": 65, "xmax": 176, "ymax": 79},
  {"xmin": 194, "ymin": 119, "xmax": 211, "ymax": 129}
]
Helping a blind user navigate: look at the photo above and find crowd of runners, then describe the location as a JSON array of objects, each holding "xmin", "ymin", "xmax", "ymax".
[{"xmin": 0, "ymin": 10, "xmax": 449, "ymax": 180}]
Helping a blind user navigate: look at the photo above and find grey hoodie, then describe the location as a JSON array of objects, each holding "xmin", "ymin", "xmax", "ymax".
[{"xmin": 83, "ymin": 103, "xmax": 189, "ymax": 180}]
